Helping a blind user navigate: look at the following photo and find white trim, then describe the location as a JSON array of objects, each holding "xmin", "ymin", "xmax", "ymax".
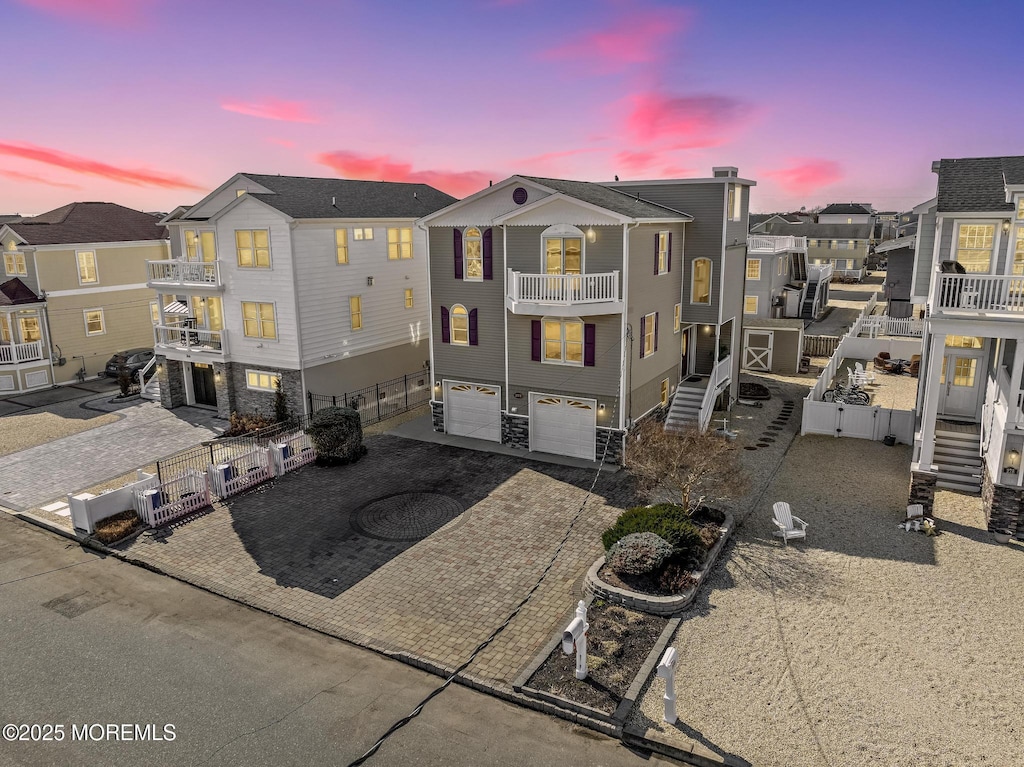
[
  {"xmin": 673, "ymin": 303, "xmax": 680, "ymax": 333},
  {"xmin": 3, "ymin": 251, "xmax": 26, "ymax": 276},
  {"xmin": 462, "ymin": 226, "xmax": 484, "ymax": 281},
  {"xmin": 417, "ymin": 176, "xmax": 546, "ymax": 226},
  {"xmin": 28, "ymin": 239, "xmax": 169, "ymax": 251},
  {"xmin": 744, "ymin": 295, "xmax": 759, "ymax": 315},
  {"xmin": 234, "ymin": 227, "xmax": 273, "ymax": 269},
  {"xmin": 656, "ymin": 230, "xmax": 670, "ymax": 275},
  {"xmin": 495, "ymin": 192, "xmax": 633, "ymax": 225},
  {"xmin": 349, "ymin": 295, "xmax": 363, "ymax": 331},
  {"xmin": 450, "ymin": 303, "xmax": 469, "ymax": 346},
  {"xmin": 245, "ymin": 368, "xmax": 281, "ymax": 392},
  {"xmin": 240, "ymin": 299, "xmax": 278, "ymax": 341},
  {"xmin": 690, "ymin": 257, "xmax": 713, "ymax": 305},
  {"xmin": 45, "ymin": 282, "xmax": 149, "ymax": 297},
  {"xmin": 83, "ymin": 307, "xmax": 106, "ymax": 336},
  {"xmin": 386, "ymin": 226, "xmax": 414, "ymax": 260},
  {"xmin": 541, "ymin": 315, "xmax": 584, "ymax": 366},
  {"xmin": 952, "ymin": 219, "xmax": 1000, "ymax": 274},
  {"xmin": 641, "ymin": 311, "xmax": 656, "ymax": 357},
  {"xmin": 503, "ymin": 225, "xmax": 509, "ymax": 414},
  {"xmin": 76, "ymin": 249, "xmax": 99, "ymax": 286},
  {"xmin": 746, "ymin": 258, "xmax": 761, "ymax": 280},
  {"xmin": 540, "ymin": 224, "xmax": 586, "ymax": 275}
]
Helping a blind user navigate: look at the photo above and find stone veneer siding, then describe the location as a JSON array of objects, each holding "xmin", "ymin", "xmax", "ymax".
[
  {"xmin": 223, "ymin": 363, "xmax": 302, "ymax": 421},
  {"xmin": 430, "ymin": 401, "xmax": 444, "ymax": 432},
  {"xmin": 501, "ymin": 413, "xmax": 530, "ymax": 450},
  {"xmin": 158, "ymin": 356, "xmax": 186, "ymax": 409},
  {"xmin": 908, "ymin": 468, "xmax": 938, "ymax": 516},
  {"xmin": 982, "ymin": 464, "xmax": 1023, "ymax": 536}
]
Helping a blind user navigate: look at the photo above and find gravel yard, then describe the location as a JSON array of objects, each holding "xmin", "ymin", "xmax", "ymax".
[{"xmin": 0, "ymin": 397, "xmax": 120, "ymax": 457}]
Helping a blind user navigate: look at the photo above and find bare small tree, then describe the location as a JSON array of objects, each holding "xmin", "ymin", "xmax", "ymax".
[{"xmin": 625, "ymin": 419, "xmax": 750, "ymax": 513}]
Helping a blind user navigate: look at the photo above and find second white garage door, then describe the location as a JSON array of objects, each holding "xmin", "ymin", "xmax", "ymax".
[
  {"xmin": 445, "ymin": 381, "xmax": 501, "ymax": 442},
  {"xmin": 529, "ymin": 393, "xmax": 597, "ymax": 460}
]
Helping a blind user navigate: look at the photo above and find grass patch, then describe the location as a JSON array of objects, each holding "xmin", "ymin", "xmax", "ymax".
[{"xmin": 93, "ymin": 510, "xmax": 142, "ymax": 544}]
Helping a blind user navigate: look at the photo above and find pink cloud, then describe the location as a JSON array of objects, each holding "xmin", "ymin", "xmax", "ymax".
[
  {"xmin": 14, "ymin": 0, "xmax": 149, "ymax": 26},
  {"xmin": 540, "ymin": 5, "xmax": 690, "ymax": 70},
  {"xmin": 0, "ymin": 141, "xmax": 204, "ymax": 190},
  {"xmin": 615, "ymin": 150, "xmax": 659, "ymax": 174},
  {"xmin": 0, "ymin": 168, "xmax": 80, "ymax": 189},
  {"xmin": 316, "ymin": 151, "xmax": 494, "ymax": 198},
  {"xmin": 763, "ymin": 159, "xmax": 843, "ymax": 195},
  {"xmin": 221, "ymin": 99, "xmax": 320, "ymax": 124},
  {"xmin": 660, "ymin": 166, "xmax": 695, "ymax": 178},
  {"xmin": 267, "ymin": 137, "xmax": 297, "ymax": 148},
  {"xmin": 624, "ymin": 91, "xmax": 752, "ymax": 149}
]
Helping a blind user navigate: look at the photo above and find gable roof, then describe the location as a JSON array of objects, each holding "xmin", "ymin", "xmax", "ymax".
[
  {"xmin": 518, "ymin": 176, "xmax": 690, "ymax": 219},
  {"xmin": 235, "ymin": 174, "xmax": 458, "ymax": 219},
  {"xmin": 820, "ymin": 203, "xmax": 873, "ymax": 216},
  {"xmin": 0, "ymin": 215, "xmax": 22, "ymax": 226},
  {"xmin": 0, "ymin": 277, "xmax": 42, "ymax": 306},
  {"xmin": 763, "ymin": 221, "xmax": 873, "ymax": 239},
  {"xmin": 7, "ymin": 202, "xmax": 167, "ymax": 246},
  {"xmin": 935, "ymin": 156, "xmax": 1023, "ymax": 212}
]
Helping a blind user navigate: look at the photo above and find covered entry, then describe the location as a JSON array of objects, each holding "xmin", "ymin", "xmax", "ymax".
[
  {"xmin": 529, "ymin": 393, "xmax": 596, "ymax": 460},
  {"xmin": 444, "ymin": 381, "xmax": 501, "ymax": 442},
  {"xmin": 190, "ymin": 362, "xmax": 217, "ymax": 406}
]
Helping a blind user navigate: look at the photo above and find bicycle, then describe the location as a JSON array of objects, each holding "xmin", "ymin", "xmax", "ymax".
[{"xmin": 823, "ymin": 379, "xmax": 870, "ymax": 405}]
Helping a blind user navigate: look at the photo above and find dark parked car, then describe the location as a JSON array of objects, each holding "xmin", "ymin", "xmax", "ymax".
[{"xmin": 104, "ymin": 348, "xmax": 154, "ymax": 381}]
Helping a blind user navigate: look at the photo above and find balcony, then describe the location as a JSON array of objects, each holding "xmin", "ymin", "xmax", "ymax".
[
  {"xmin": 747, "ymin": 235, "xmax": 807, "ymax": 254},
  {"xmin": 147, "ymin": 259, "xmax": 223, "ymax": 289},
  {"xmin": 933, "ymin": 274, "xmax": 1024, "ymax": 317},
  {"xmin": 154, "ymin": 324, "xmax": 228, "ymax": 360},
  {"xmin": 808, "ymin": 262, "xmax": 834, "ymax": 282},
  {"xmin": 505, "ymin": 269, "xmax": 623, "ymax": 317},
  {"xmin": 0, "ymin": 341, "xmax": 43, "ymax": 365}
]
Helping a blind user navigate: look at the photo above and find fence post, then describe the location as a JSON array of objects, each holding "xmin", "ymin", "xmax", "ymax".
[
  {"xmin": 405, "ymin": 374, "xmax": 409, "ymax": 409},
  {"xmin": 376, "ymin": 383, "xmax": 382, "ymax": 422}
]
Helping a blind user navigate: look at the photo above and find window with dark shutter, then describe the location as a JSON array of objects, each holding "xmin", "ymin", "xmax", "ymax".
[
  {"xmin": 584, "ymin": 323, "xmax": 595, "ymax": 367},
  {"xmin": 531, "ymin": 320, "xmax": 541, "ymax": 361},
  {"xmin": 453, "ymin": 229, "xmax": 463, "ymax": 279},
  {"xmin": 667, "ymin": 232, "xmax": 672, "ymax": 272},
  {"xmin": 482, "ymin": 228, "xmax": 493, "ymax": 280},
  {"xmin": 469, "ymin": 308, "xmax": 479, "ymax": 346},
  {"xmin": 441, "ymin": 306, "xmax": 450, "ymax": 343},
  {"xmin": 654, "ymin": 312, "xmax": 659, "ymax": 352},
  {"xmin": 654, "ymin": 233, "xmax": 659, "ymax": 275},
  {"xmin": 639, "ymin": 314, "xmax": 647, "ymax": 359}
]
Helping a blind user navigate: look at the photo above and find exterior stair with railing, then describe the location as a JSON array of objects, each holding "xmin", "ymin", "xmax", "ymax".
[
  {"xmin": 139, "ymin": 356, "xmax": 161, "ymax": 402},
  {"xmin": 933, "ymin": 423, "xmax": 982, "ymax": 494},
  {"xmin": 801, "ymin": 282, "xmax": 818, "ymax": 319},
  {"xmin": 663, "ymin": 384, "xmax": 704, "ymax": 434}
]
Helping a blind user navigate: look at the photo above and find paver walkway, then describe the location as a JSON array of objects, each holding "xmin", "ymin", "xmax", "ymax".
[
  {"xmin": 0, "ymin": 397, "xmax": 223, "ymax": 511},
  {"xmin": 117, "ymin": 436, "xmax": 637, "ymax": 688}
]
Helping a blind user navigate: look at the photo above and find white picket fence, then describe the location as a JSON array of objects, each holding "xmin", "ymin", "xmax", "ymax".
[
  {"xmin": 275, "ymin": 431, "xmax": 317, "ymax": 473},
  {"xmin": 209, "ymin": 446, "xmax": 273, "ymax": 498},
  {"xmin": 137, "ymin": 470, "xmax": 212, "ymax": 527},
  {"xmin": 69, "ymin": 471, "xmax": 160, "ymax": 535}
]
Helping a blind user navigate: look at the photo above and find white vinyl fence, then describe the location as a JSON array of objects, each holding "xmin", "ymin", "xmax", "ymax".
[
  {"xmin": 137, "ymin": 470, "xmax": 212, "ymax": 527},
  {"xmin": 208, "ymin": 446, "xmax": 272, "ymax": 499},
  {"xmin": 270, "ymin": 431, "xmax": 317, "ymax": 474},
  {"xmin": 68, "ymin": 471, "xmax": 160, "ymax": 535}
]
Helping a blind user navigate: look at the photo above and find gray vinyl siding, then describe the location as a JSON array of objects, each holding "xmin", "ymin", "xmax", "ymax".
[
  {"xmin": 504, "ymin": 224, "xmax": 622, "ymax": 278},
  {"xmin": 507, "ymin": 313, "xmax": 621, "ymax": 396},
  {"xmin": 912, "ymin": 210, "xmax": 936, "ymax": 300},
  {"xmin": 724, "ymin": 185, "xmax": 749, "ymax": 250},
  {"xmin": 721, "ymin": 245, "xmax": 746, "ymax": 328},
  {"xmin": 771, "ymin": 328, "xmax": 801, "ymax": 374},
  {"xmin": 429, "ymin": 226, "xmax": 506, "ymax": 382},
  {"xmin": 632, "ymin": 363, "xmax": 677, "ymax": 419},
  {"xmin": 13, "ymin": 250, "xmax": 41, "ymax": 296}
]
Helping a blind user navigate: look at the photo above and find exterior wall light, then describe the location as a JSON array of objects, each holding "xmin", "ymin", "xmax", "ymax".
[
  {"xmin": 1003, "ymin": 220, "xmax": 1012, "ymax": 234},
  {"xmin": 586, "ymin": 228, "xmax": 597, "ymax": 243}
]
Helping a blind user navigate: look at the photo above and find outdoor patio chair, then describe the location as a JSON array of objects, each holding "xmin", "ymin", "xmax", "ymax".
[
  {"xmin": 908, "ymin": 354, "xmax": 921, "ymax": 377},
  {"xmin": 771, "ymin": 501, "xmax": 809, "ymax": 546},
  {"xmin": 874, "ymin": 351, "xmax": 891, "ymax": 371},
  {"xmin": 855, "ymin": 362, "xmax": 876, "ymax": 384}
]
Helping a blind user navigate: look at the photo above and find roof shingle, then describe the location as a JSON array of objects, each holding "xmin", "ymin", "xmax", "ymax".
[
  {"xmin": 518, "ymin": 176, "xmax": 691, "ymax": 219},
  {"xmin": 0, "ymin": 277, "xmax": 42, "ymax": 306},
  {"xmin": 935, "ymin": 156, "xmax": 1023, "ymax": 212},
  {"xmin": 7, "ymin": 202, "xmax": 167, "ymax": 245}
]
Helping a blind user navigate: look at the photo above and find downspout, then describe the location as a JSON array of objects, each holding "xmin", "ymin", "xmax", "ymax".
[
  {"xmin": 418, "ymin": 221, "xmax": 435, "ymax": 412},
  {"xmin": 286, "ymin": 220, "xmax": 308, "ymax": 416},
  {"xmin": 29, "ymin": 247, "xmax": 57, "ymax": 387},
  {"xmin": 620, "ymin": 221, "xmax": 640, "ymax": 432},
  {"xmin": 502, "ymin": 224, "xmax": 509, "ymax": 415}
]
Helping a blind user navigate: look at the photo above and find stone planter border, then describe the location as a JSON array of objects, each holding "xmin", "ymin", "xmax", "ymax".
[{"xmin": 584, "ymin": 511, "xmax": 734, "ymax": 616}]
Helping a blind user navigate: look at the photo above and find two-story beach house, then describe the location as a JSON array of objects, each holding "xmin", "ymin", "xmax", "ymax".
[
  {"xmin": 760, "ymin": 220, "xmax": 872, "ymax": 282},
  {"xmin": 910, "ymin": 156, "xmax": 1024, "ymax": 539},
  {"xmin": 150, "ymin": 174, "xmax": 456, "ymax": 419},
  {"xmin": 0, "ymin": 203, "xmax": 168, "ymax": 392},
  {"xmin": 818, "ymin": 202, "xmax": 875, "ymax": 227},
  {"xmin": 419, "ymin": 168, "xmax": 751, "ymax": 463}
]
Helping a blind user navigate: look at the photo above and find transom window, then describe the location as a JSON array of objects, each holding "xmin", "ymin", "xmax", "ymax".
[
  {"xmin": 746, "ymin": 259, "xmax": 761, "ymax": 280},
  {"xmin": 246, "ymin": 370, "xmax": 280, "ymax": 392},
  {"xmin": 945, "ymin": 335, "xmax": 983, "ymax": 349},
  {"xmin": 353, "ymin": 227, "xmax": 374, "ymax": 240},
  {"xmin": 691, "ymin": 258, "xmax": 711, "ymax": 304},
  {"xmin": 404, "ymin": 288, "xmax": 414, "ymax": 309},
  {"xmin": 236, "ymin": 230, "xmax": 271, "ymax": 268},
  {"xmin": 744, "ymin": 296, "xmax": 758, "ymax": 314},
  {"xmin": 956, "ymin": 223, "xmax": 995, "ymax": 273},
  {"xmin": 544, "ymin": 317, "xmax": 583, "ymax": 364},
  {"xmin": 349, "ymin": 296, "xmax": 362, "ymax": 330},
  {"xmin": 241, "ymin": 301, "xmax": 276, "ymax": 339},
  {"xmin": 77, "ymin": 250, "xmax": 97, "ymax": 284},
  {"xmin": 3, "ymin": 251, "xmax": 25, "ymax": 276},
  {"xmin": 335, "ymin": 229, "xmax": 348, "ymax": 264},
  {"xmin": 544, "ymin": 236, "xmax": 582, "ymax": 275},
  {"xmin": 451, "ymin": 304, "xmax": 469, "ymax": 345},
  {"xmin": 84, "ymin": 309, "xmax": 105, "ymax": 335},
  {"xmin": 388, "ymin": 227, "xmax": 413, "ymax": 259},
  {"xmin": 464, "ymin": 227, "xmax": 483, "ymax": 279},
  {"xmin": 657, "ymin": 231, "xmax": 670, "ymax": 275}
]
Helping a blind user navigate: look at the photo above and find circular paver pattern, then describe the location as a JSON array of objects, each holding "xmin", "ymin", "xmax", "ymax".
[{"xmin": 352, "ymin": 492, "xmax": 465, "ymax": 542}]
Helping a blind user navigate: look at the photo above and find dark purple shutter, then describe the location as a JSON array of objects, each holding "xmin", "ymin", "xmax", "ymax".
[
  {"xmin": 584, "ymin": 323, "xmax": 596, "ymax": 367},
  {"xmin": 453, "ymin": 229, "xmax": 463, "ymax": 279},
  {"xmin": 469, "ymin": 308, "xmax": 478, "ymax": 346},
  {"xmin": 482, "ymin": 228, "xmax": 493, "ymax": 280},
  {"xmin": 441, "ymin": 306, "xmax": 450, "ymax": 343},
  {"xmin": 531, "ymin": 320, "xmax": 541, "ymax": 361},
  {"xmin": 654, "ymin": 233, "xmax": 659, "ymax": 275},
  {"xmin": 654, "ymin": 312, "xmax": 659, "ymax": 352},
  {"xmin": 639, "ymin": 314, "xmax": 647, "ymax": 359},
  {"xmin": 667, "ymin": 232, "xmax": 672, "ymax": 272}
]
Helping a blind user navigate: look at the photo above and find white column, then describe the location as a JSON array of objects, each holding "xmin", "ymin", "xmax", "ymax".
[
  {"xmin": 1011, "ymin": 334, "xmax": 1024, "ymax": 421},
  {"xmin": 917, "ymin": 331, "xmax": 947, "ymax": 469}
]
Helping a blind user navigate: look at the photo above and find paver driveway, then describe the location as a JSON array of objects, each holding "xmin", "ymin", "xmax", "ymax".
[{"xmin": 119, "ymin": 435, "xmax": 638, "ymax": 687}]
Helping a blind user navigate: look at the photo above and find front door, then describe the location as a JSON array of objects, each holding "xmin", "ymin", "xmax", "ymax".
[
  {"xmin": 743, "ymin": 329, "xmax": 773, "ymax": 372},
  {"xmin": 191, "ymin": 363, "xmax": 217, "ymax": 407},
  {"xmin": 680, "ymin": 327, "xmax": 692, "ymax": 377},
  {"xmin": 938, "ymin": 352, "xmax": 984, "ymax": 420}
]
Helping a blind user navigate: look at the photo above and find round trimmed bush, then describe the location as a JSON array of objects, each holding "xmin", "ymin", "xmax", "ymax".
[
  {"xmin": 602, "ymin": 503, "xmax": 707, "ymax": 567},
  {"xmin": 307, "ymin": 407, "xmax": 366, "ymax": 466},
  {"xmin": 606, "ymin": 532, "xmax": 673, "ymax": 576}
]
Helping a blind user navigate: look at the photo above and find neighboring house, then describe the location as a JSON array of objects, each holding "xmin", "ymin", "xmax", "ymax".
[
  {"xmin": 418, "ymin": 167, "xmax": 752, "ymax": 463},
  {"xmin": 150, "ymin": 173, "xmax": 456, "ymax": 418},
  {"xmin": 762, "ymin": 220, "xmax": 873, "ymax": 280},
  {"xmin": 875, "ymin": 211, "xmax": 899, "ymax": 240},
  {"xmin": 817, "ymin": 202, "xmax": 875, "ymax": 226},
  {"xmin": 0, "ymin": 277, "xmax": 49, "ymax": 393},
  {"xmin": 0, "ymin": 202, "xmax": 168, "ymax": 390},
  {"xmin": 897, "ymin": 210, "xmax": 919, "ymax": 238},
  {"xmin": 910, "ymin": 156, "xmax": 1024, "ymax": 538},
  {"xmin": 877, "ymin": 234, "xmax": 917, "ymax": 317},
  {"xmin": 748, "ymin": 212, "xmax": 805, "ymax": 234}
]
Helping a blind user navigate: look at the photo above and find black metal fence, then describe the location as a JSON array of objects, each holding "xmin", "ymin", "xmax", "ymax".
[{"xmin": 307, "ymin": 370, "xmax": 431, "ymax": 426}]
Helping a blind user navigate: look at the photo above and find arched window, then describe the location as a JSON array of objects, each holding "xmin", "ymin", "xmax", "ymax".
[
  {"xmin": 451, "ymin": 304, "xmax": 469, "ymax": 345},
  {"xmin": 541, "ymin": 224, "xmax": 583, "ymax": 275},
  {"xmin": 464, "ymin": 228, "xmax": 482, "ymax": 279},
  {"xmin": 691, "ymin": 258, "xmax": 712, "ymax": 304}
]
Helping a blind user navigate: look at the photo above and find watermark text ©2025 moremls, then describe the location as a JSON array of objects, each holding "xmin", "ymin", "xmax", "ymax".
[{"xmin": 3, "ymin": 723, "xmax": 176, "ymax": 742}]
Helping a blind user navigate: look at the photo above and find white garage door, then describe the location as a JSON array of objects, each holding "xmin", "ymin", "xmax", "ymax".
[
  {"xmin": 530, "ymin": 393, "xmax": 597, "ymax": 460},
  {"xmin": 445, "ymin": 381, "xmax": 501, "ymax": 442}
]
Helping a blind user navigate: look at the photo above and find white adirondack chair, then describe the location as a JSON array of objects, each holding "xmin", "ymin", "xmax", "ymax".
[
  {"xmin": 772, "ymin": 501, "xmax": 808, "ymax": 545},
  {"xmin": 855, "ymin": 361, "xmax": 876, "ymax": 385}
]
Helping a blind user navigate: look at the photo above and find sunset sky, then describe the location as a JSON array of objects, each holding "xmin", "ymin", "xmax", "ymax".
[{"xmin": 3, "ymin": 0, "xmax": 1020, "ymax": 216}]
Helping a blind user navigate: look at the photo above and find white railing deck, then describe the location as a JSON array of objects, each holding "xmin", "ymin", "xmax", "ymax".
[
  {"xmin": 747, "ymin": 235, "xmax": 807, "ymax": 253},
  {"xmin": 0, "ymin": 340, "xmax": 43, "ymax": 364},
  {"xmin": 808, "ymin": 262, "xmax": 834, "ymax": 282},
  {"xmin": 933, "ymin": 273, "xmax": 1024, "ymax": 315},
  {"xmin": 860, "ymin": 316, "xmax": 924, "ymax": 338},
  {"xmin": 155, "ymin": 325, "xmax": 228, "ymax": 354},
  {"xmin": 507, "ymin": 269, "xmax": 620, "ymax": 305},
  {"xmin": 147, "ymin": 259, "xmax": 222, "ymax": 287},
  {"xmin": 698, "ymin": 354, "xmax": 732, "ymax": 431}
]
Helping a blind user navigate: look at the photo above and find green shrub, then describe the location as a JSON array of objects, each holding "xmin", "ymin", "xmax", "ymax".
[
  {"xmin": 273, "ymin": 377, "xmax": 290, "ymax": 423},
  {"xmin": 307, "ymin": 407, "xmax": 366, "ymax": 466},
  {"xmin": 602, "ymin": 503, "xmax": 708, "ymax": 568},
  {"xmin": 606, "ymin": 532, "xmax": 673, "ymax": 575}
]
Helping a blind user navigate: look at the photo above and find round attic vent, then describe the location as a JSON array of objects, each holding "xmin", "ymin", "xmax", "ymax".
[{"xmin": 512, "ymin": 187, "xmax": 528, "ymax": 205}]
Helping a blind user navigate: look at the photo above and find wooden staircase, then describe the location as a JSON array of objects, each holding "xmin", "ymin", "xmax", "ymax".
[
  {"xmin": 664, "ymin": 384, "xmax": 704, "ymax": 434},
  {"xmin": 933, "ymin": 422, "xmax": 982, "ymax": 494}
]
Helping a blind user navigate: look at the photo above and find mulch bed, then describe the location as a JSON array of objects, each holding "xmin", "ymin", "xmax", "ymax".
[
  {"xmin": 93, "ymin": 510, "xmax": 142, "ymax": 544},
  {"xmin": 527, "ymin": 600, "xmax": 667, "ymax": 714},
  {"xmin": 738, "ymin": 382, "xmax": 772, "ymax": 400}
]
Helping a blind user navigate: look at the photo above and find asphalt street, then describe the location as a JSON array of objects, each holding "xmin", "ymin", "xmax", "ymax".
[{"xmin": 0, "ymin": 514, "xmax": 666, "ymax": 767}]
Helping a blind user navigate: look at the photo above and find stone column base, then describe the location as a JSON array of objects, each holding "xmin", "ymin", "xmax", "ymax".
[{"xmin": 908, "ymin": 468, "xmax": 937, "ymax": 515}]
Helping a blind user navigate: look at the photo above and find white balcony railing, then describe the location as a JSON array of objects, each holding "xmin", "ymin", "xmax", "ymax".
[
  {"xmin": 808, "ymin": 262, "xmax": 834, "ymax": 282},
  {"xmin": 747, "ymin": 235, "xmax": 807, "ymax": 253},
  {"xmin": 698, "ymin": 353, "xmax": 732, "ymax": 431},
  {"xmin": 934, "ymin": 273, "xmax": 1024, "ymax": 315},
  {"xmin": 0, "ymin": 340, "xmax": 44, "ymax": 364},
  {"xmin": 147, "ymin": 259, "xmax": 222, "ymax": 287},
  {"xmin": 155, "ymin": 325, "xmax": 227, "ymax": 355},
  {"xmin": 507, "ymin": 270, "xmax": 620, "ymax": 305}
]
